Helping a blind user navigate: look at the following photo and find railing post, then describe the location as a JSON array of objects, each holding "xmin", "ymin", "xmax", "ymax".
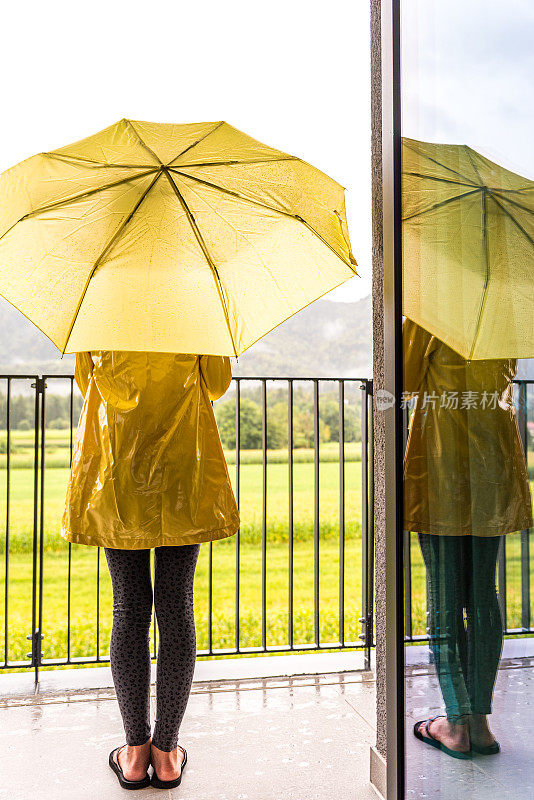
[
  {"xmin": 28, "ymin": 376, "xmax": 45, "ymax": 687},
  {"xmin": 360, "ymin": 379, "xmax": 375, "ymax": 669},
  {"xmin": 235, "ymin": 378, "xmax": 241, "ymax": 652},
  {"xmin": 338, "ymin": 380, "xmax": 345, "ymax": 647}
]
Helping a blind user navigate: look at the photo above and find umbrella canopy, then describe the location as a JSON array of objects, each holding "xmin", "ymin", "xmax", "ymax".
[
  {"xmin": 0, "ymin": 119, "xmax": 357, "ymax": 356},
  {"xmin": 402, "ymin": 137, "xmax": 534, "ymax": 360}
]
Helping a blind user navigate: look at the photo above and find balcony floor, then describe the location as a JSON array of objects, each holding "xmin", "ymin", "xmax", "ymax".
[
  {"xmin": 0, "ymin": 654, "xmax": 377, "ymax": 800},
  {"xmin": 405, "ymin": 641, "xmax": 534, "ymax": 800}
]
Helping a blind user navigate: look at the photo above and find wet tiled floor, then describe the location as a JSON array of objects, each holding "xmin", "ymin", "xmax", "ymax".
[
  {"xmin": 406, "ymin": 651, "xmax": 534, "ymax": 800},
  {"xmin": 4, "ymin": 651, "xmax": 533, "ymax": 799},
  {"xmin": 0, "ymin": 670, "xmax": 378, "ymax": 800}
]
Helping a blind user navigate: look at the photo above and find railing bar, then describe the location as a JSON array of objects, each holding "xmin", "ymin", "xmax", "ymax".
[
  {"xmin": 208, "ymin": 539, "xmax": 213, "ymax": 655},
  {"xmin": 4, "ymin": 378, "xmax": 11, "ymax": 666},
  {"xmin": 36, "ymin": 377, "xmax": 46, "ymax": 683},
  {"xmin": 314, "ymin": 380, "xmax": 320, "ymax": 648},
  {"xmin": 261, "ymin": 378, "xmax": 267, "ymax": 651},
  {"xmin": 498, "ymin": 536, "xmax": 507, "ymax": 629},
  {"xmin": 38, "ymin": 378, "xmax": 46, "ymax": 674},
  {"xmin": 368, "ymin": 381, "xmax": 375, "ymax": 649},
  {"xmin": 206, "ymin": 392, "xmax": 215, "ymax": 656},
  {"xmin": 0, "ymin": 639, "xmax": 373, "ymax": 670},
  {"xmin": 67, "ymin": 377, "xmax": 74, "ymax": 663},
  {"xmin": 212, "ymin": 375, "xmax": 373, "ymax": 382},
  {"xmin": 96, "ymin": 548, "xmax": 100, "ymax": 659},
  {"xmin": 402, "ymin": 406, "xmax": 412, "ymax": 640},
  {"xmin": 360, "ymin": 381, "xmax": 369, "ymax": 663},
  {"xmin": 517, "ymin": 381, "xmax": 530, "ymax": 630},
  {"xmin": 288, "ymin": 379, "xmax": 294, "ymax": 650},
  {"xmin": 338, "ymin": 380, "xmax": 345, "ymax": 647},
  {"xmin": 235, "ymin": 378, "xmax": 241, "ymax": 652}
]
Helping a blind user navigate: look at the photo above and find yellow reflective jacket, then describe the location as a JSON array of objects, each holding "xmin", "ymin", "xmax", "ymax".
[
  {"xmin": 60, "ymin": 351, "xmax": 240, "ymax": 549},
  {"xmin": 403, "ymin": 318, "xmax": 533, "ymax": 536}
]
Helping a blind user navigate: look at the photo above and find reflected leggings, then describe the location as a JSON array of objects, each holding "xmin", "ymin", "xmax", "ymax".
[
  {"xmin": 418, "ymin": 533, "xmax": 503, "ymax": 724},
  {"xmin": 104, "ymin": 544, "xmax": 201, "ymax": 751}
]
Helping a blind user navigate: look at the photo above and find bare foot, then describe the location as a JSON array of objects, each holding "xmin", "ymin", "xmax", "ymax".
[
  {"xmin": 418, "ymin": 717, "xmax": 471, "ymax": 753},
  {"xmin": 151, "ymin": 743, "xmax": 186, "ymax": 781},
  {"xmin": 469, "ymin": 714, "xmax": 497, "ymax": 748},
  {"xmin": 115, "ymin": 739, "xmax": 151, "ymax": 781}
]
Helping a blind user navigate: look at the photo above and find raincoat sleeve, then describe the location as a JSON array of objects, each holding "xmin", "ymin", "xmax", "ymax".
[
  {"xmin": 199, "ymin": 355, "xmax": 233, "ymax": 401},
  {"xmin": 403, "ymin": 318, "xmax": 439, "ymax": 396},
  {"xmin": 74, "ymin": 352, "xmax": 94, "ymax": 398}
]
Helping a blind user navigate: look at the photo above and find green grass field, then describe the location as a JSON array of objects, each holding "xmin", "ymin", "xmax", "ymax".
[{"xmin": 0, "ymin": 430, "xmax": 533, "ymax": 674}]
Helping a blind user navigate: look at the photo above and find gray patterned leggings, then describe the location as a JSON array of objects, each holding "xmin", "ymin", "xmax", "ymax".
[{"xmin": 104, "ymin": 544, "xmax": 201, "ymax": 752}]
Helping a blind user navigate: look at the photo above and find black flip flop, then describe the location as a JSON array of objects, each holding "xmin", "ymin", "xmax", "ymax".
[
  {"xmin": 109, "ymin": 744, "xmax": 151, "ymax": 790},
  {"xmin": 151, "ymin": 745, "xmax": 188, "ymax": 789},
  {"xmin": 414, "ymin": 716, "xmax": 472, "ymax": 760}
]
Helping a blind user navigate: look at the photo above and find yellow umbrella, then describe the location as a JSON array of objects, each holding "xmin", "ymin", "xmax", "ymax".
[
  {"xmin": 0, "ymin": 119, "xmax": 357, "ymax": 356},
  {"xmin": 402, "ymin": 136, "xmax": 534, "ymax": 360}
]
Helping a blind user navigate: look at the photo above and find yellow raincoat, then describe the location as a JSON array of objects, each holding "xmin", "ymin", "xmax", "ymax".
[
  {"xmin": 403, "ymin": 318, "xmax": 533, "ymax": 536},
  {"xmin": 60, "ymin": 351, "xmax": 240, "ymax": 549}
]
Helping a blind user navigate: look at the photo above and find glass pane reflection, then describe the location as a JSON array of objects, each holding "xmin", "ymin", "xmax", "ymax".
[{"xmin": 401, "ymin": 2, "xmax": 534, "ymax": 797}]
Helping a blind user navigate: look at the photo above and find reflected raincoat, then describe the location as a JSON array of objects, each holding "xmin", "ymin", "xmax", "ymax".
[
  {"xmin": 403, "ymin": 318, "xmax": 533, "ymax": 536},
  {"xmin": 60, "ymin": 351, "xmax": 240, "ymax": 549}
]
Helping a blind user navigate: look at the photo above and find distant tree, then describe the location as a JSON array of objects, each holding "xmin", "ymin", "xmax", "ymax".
[
  {"xmin": 11, "ymin": 395, "xmax": 34, "ymax": 429},
  {"xmin": 320, "ymin": 399, "xmax": 360, "ymax": 443},
  {"xmin": 215, "ymin": 397, "xmax": 263, "ymax": 449},
  {"xmin": 293, "ymin": 407, "xmax": 330, "ymax": 448},
  {"xmin": 48, "ymin": 417, "xmax": 69, "ymax": 429},
  {"xmin": 266, "ymin": 401, "xmax": 288, "ymax": 449}
]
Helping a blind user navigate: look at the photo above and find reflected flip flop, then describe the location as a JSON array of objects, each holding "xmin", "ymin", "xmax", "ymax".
[
  {"xmin": 471, "ymin": 740, "xmax": 500, "ymax": 755},
  {"xmin": 109, "ymin": 744, "xmax": 151, "ymax": 790},
  {"xmin": 414, "ymin": 716, "xmax": 472, "ymax": 760},
  {"xmin": 151, "ymin": 745, "xmax": 187, "ymax": 789}
]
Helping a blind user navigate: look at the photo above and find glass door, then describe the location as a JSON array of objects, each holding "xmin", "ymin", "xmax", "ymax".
[{"xmin": 400, "ymin": 1, "xmax": 534, "ymax": 798}]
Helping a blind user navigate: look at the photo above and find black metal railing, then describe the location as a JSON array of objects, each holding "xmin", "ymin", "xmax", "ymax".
[
  {"xmin": 0, "ymin": 374, "xmax": 375, "ymax": 684},
  {"xmin": 403, "ymin": 379, "xmax": 534, "ymax": 644}
]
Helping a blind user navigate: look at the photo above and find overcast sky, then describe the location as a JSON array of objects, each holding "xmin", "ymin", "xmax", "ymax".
[
  {"xmin": 402, "ymin": 0, "xmax": 534, "ymax": 177},
  {"xmin": 1, "ymin": 1, "xmax": 530, "ymax": 314},
  {"xmin": 0, "ymin": 1, "xmax": 373, "ymax": 304}
]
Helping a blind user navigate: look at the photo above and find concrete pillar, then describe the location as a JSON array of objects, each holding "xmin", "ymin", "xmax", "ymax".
[{"xmin": 369, "ymin": 1, "xmax": 391, "ymax": 797}]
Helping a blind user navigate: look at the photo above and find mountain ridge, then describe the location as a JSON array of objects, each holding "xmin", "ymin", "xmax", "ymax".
[{"xmin": 0, "ymin": 295, "xmax": 373, "ymax": 378}]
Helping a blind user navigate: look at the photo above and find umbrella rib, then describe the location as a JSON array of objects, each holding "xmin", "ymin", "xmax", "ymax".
[
  {"xmin": 403, "ymin": 140, "xmax": 481, "ymax": 185},
  {"xmin": 170, "ymin": 167, "xmax": 299, "ymax": 216},
  {"xmin": 61, "ymin": 171, "xmax": 162, "ymax": 354},
  {"xmin": 175, "ymin": 176, "xmax": 295, "ymax": 310},
  {"xmin": 490, "ymin": 191, "xmax": 534, "ymax": 218},
  {"xmin": 402, "ymin": 187, "xmax": 482, "ymax": 221},
  {"xmin": 163, "ymin": 170, "xmax": 239, "ymax": 358},
  {"xmin": 404, "ymin": 171, "xmax": 479, "ymax": 189},
  {"xmin": 43, "ymin": 152, "xmax": 150, "ymax": 169},
  {"xmin": 464, "ymin": 146, "xmax": 484, "ymax": 185},
  {"xmin": 490, "ymin": 193, "xmax": 534, "ymax": 250},
  {"xmin": 469, "ymin": 189, "xmax": 490, "ymax": 360},
  {"xmin": 123, "ymin": 119, "xmax": 162, "ymax": 165},
  {"xmin": 166, "ymin": 121, "xmax": 226, "ymax": 166},
  {"xmin": 0, "ymin": 170, "xmax": 158, "ymax": 245},
  {"xmin": 176, "ymin": 157, "xmax": 299, "ymax": 168},
  {"xmin": 169, "ymin": 168, "xmax": 357, "ymax": 271}
]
